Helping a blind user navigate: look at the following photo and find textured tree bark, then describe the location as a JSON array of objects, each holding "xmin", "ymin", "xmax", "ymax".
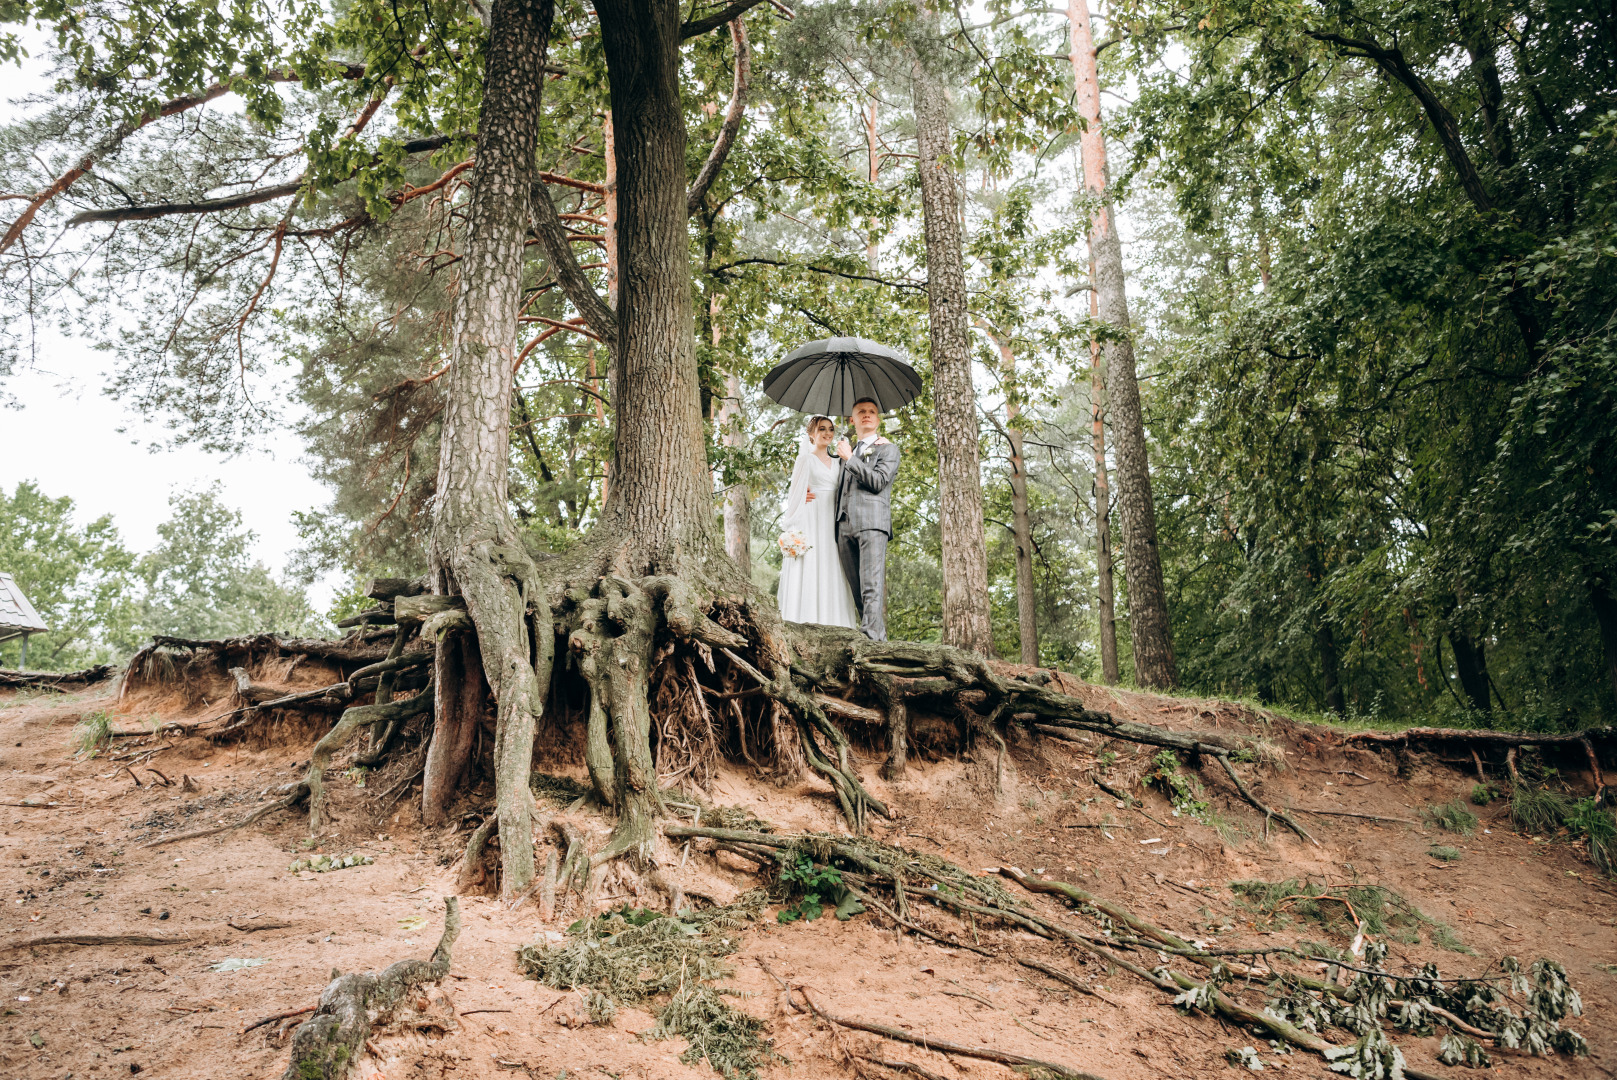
[
  {"xmin": 426, "ymin": 0, "xmax": 556, "ymax": 894},
  {"xmin": 1068, "ymin": 0, "xmax": 1175, "ymax": 687},
  {"xmin": 912, "ymin": 54, "xmax": 994, "ymax": 658},
  {"xmin": 422, "ymin": 632, "xmax": 485, "ymax": 825},
  {"xmin": 1088, "ymin": 259, "xmax": 1119, "ymax": 685},
  {"xmin": 983, "ymin": 327, "xmax": 1038, "ymax": 664},
  {"xmin": 591, "ymin": 0, "xmax": 718, "ymax": 567}
]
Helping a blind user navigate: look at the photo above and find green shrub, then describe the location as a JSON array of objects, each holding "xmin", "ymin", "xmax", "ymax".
[
  {"xmin": 775, "ymin": 854, "xmax": 863, "ymax": 923},
  {"xmin": 1422, "ymin": 800, "xmax": 1478, "ymax": 836},
  {"xmin": 1470, "ymin": 783, "xmax": 1498, "ymax": 806},
  {"xmin": 1147, "ymin": 749, "xmax": 1211, "ymax": 823},
  {"xmin": 1567, "ymin": 798, "xmax": 1616, "ymax": 876},
  {"xmin": 1428, "ymin": 845, "xmax": 1463, "ymax": 862},
  {"xmin": 1511, "ymin": 785, "xmax": 1571, "ymax": 835}
]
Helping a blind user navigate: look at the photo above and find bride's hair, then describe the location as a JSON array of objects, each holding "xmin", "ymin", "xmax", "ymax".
[{"xmin": 805, "ymin": 414, "xmax": 833, "ymax": 436}]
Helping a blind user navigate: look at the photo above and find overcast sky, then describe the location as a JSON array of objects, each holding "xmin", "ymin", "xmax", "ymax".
[{"xmin": 1, "ymin": 337, "xmax": 338, "ymax": 605}]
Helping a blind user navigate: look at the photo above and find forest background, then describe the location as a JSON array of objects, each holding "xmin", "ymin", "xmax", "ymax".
[{"xmin": 1, "ymin": 0, "xmax": 1613, "ymax": 734}]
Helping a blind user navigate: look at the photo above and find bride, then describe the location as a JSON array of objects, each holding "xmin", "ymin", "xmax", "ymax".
[{"xmin": 777, "ymin": 415, "xmax": 859, "ymax": 628}]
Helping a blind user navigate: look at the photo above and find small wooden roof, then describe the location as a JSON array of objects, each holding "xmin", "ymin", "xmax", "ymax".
[{"xmin": 0, "ymin": 573, "xmax": 49, "ymax": 638}]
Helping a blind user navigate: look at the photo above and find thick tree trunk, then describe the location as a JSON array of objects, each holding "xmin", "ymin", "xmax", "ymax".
[
  {"xmin": 1449, "ymin": 631, "xmax": 1492, "ymax": 714},
  {"xmin": 1068, "ymin": 0, "xmax": 1175, "ymax": 687},
  {"xmin": 591, "ymin": 0, "xmax": 717, "ymax": 566},
  {"xmin": 1088, "ymin": 259, "xmax": 1119, "ymax": 685},
  {"xmin": 912, "ymin": 55, "xmax": 994, "ymax": 658},
  {"xmin": 719, "ymin": 369, "xmax": 751, "ymax": 577},
  {"xmin": 427, "ymin": 0, "xmax": 557, "ymax": 895}
]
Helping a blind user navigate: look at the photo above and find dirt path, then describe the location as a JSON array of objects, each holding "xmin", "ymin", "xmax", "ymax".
[{"xmin": 0, "ymin": 681, "xmax": 1611, "ymax": 1080}]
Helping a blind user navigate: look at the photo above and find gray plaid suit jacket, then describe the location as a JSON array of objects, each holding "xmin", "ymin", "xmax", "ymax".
[{"xmin": 834, "ymin": 439, "xmax": 900, "ymax": 537}]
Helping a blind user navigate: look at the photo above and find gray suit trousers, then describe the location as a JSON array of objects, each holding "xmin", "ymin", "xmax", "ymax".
[{"xmin": 837, "ymin": 527, "xmax": 888, "ymax": 641}]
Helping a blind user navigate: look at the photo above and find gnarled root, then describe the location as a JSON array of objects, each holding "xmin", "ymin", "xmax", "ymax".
[
  {"xmin": 307, "ymin": 686, "xmax": 435, "ymax": 834},
  {"xmin": 281, "ymin": 897, "xmax": 460, "ymax": 1080}
]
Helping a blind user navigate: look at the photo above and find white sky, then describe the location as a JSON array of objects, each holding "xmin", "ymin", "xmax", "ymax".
[{"xmin": 1, "ymin": 338, "xmax": 338, "ymax": 605}]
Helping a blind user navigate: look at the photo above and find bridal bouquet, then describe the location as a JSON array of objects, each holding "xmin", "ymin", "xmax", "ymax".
[{"xmin": 778, "ymin": 530, "xmax": 811, "ymax": 559}]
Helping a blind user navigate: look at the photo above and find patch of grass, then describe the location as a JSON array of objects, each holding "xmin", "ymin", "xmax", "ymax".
[
  {"xmin": 518, "ymin": 893, "xmax": 779, "ymax": 1080},
  {"xmin": 1229, "ymin": 878, "xmax": 1470, "ymax": 953},
  {"xmin": 1510, "ymin": 785, "xmax": 1572, "ymax": 835},
  {"xmin": 1422, "ymin": 799, "xmax": 1479, "ymax": 836},
  {"xmin": 1428, "ymin": 845, "xmax": 1463, "ymax": 862},
  {"xmin": 1567, "ymin": 798, "xmax": 1616, "ymax": 876},
  {"xmin": 70, "ymin": 710, "xmax": 112, "ymax": 758},
  {"xmin": 1470, "ymin": 783, "xmax": 1498, "ymax": 806}
]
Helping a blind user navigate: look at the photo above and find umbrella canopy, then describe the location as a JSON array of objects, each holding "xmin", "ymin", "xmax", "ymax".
[{"xmin": 761, "ymin": 336, "xmax": 922, "ymax": 416}]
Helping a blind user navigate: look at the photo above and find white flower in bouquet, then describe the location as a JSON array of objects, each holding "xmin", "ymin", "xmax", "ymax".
[{"xmin": 778, "ymin": 530, "xmax": 811, "ymax": 559}]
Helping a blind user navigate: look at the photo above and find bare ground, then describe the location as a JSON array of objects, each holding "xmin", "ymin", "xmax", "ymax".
[{"xmin": 0, "ymin": 671, "xmax": 1611, "ymax": 1080}]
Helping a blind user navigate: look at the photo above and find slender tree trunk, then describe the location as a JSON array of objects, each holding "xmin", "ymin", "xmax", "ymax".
[
  {"xmin": 1068, "ymin": 0, "xmax": 1175, "ymax": 687},
  {"xmin": 865, "ymin": 99, "xmax": 880, "ymax": 270},
  {"xmin": 1305, "ymin": 544, "xmax": 1345, "ymax": 715},
  {"xmin": 428, "ymin": 0, "xmax": 557, "ymax": 895},
  {"xmin": 1593, "ymin": 580, "xmax": 1617, "ymax": 704},
  {"xmin": 982, "ymin": 326, "xmax": 1038, "ymax": 664},
  {"xmin": 721, "ymin": 371, "xmax": 750, "ymax": 572},
  {"xmin": 912, "ymin": 54, "xmax": 994, "ymax": 657},
  {"xmin": 716, "ymin": 314, "xmax": 751, "ymax": 576},
  {"xmin": 1317, "ymin": 622, "xmax": 1346, "ymax": 715},
  {"xmin": 1088, "ymin": 256, "xmax": 1119, "ymax": 684},
  {"xmin": 1449, "ymin": 631, "xmax": 1492, "ymax": 714}
]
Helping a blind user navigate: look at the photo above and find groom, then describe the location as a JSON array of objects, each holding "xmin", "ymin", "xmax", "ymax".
[{"xmin": 834, "ymin": 397, "xmax": 900, "ymax": 641}]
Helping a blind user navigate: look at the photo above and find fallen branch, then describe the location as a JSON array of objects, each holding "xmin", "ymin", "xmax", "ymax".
[
  {"xmin": 3, "ymin": 933, "xmax": 190, "ymax": 950},
  {"xmin": 243, "ymin": 1005, "xmax": 316, "ymax": 1034},
  {"xmin": 0, "ymin": 664, "xmax": 116, "ymax": 688}
]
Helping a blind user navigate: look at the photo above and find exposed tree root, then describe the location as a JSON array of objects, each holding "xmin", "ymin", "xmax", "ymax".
[
  {"xmin": 281, "ymin": 897, "xmax": 459, "ymax": 1080},
  {"xmin": 306, "ymin": 685, "xmax": 435, "ymax": 833},
  {"xmin": 143, "ymin": 784, "xmax": 309, "ymax": 848},
  {"xmin": 678, "ymin": 824, "xmax": 1584, "ymax": 1079},
  {"xmin": 765, "ymin": 972, "xmax": 1110, "ymax": 1080}
]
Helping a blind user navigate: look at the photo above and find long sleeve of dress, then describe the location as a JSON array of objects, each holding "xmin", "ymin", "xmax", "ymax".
[{"xmin": 780, "ymin": 452, "xmax": 813, "ymax": 533}]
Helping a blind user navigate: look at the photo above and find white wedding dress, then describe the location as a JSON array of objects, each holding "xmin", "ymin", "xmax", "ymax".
[{"xmin": 777, "ymin": 441, "xmax": 859, "ymax": 628}]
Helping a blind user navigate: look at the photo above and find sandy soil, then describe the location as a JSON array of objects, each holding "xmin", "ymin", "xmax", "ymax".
[{"xmin": 0, "ymin": 673, "xmax": 1612, "ymax": 1080}]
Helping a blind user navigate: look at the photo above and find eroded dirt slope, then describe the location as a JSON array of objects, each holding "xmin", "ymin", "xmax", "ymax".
[{"xmin": 0, "ymin": 676, "xmax": 1611, "ymax": 1080}]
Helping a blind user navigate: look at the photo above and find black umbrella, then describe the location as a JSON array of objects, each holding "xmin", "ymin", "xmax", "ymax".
[{"xmin": 761, "ymin": 336, "xmax": 923, "ymax": 416}]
